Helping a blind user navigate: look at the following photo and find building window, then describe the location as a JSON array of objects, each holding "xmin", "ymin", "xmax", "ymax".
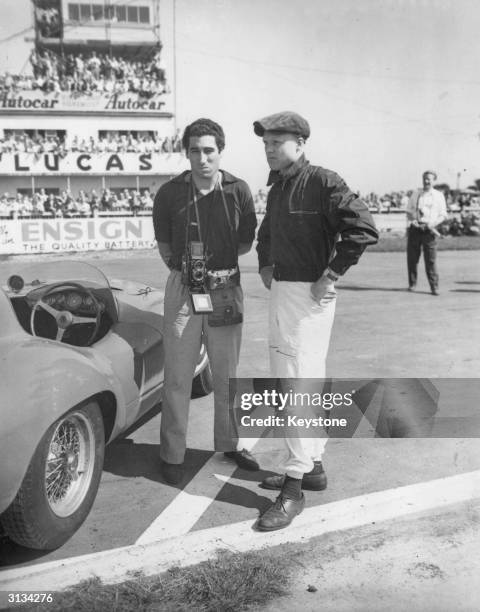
[
  {"xmin": 68, "ymin": 4, "xmax": 80, "ymax": 20},
  {"xmin": 79, "ymin": 4, "xmax": 91, "ymax": 21},
  {"xmin": 92, "ymin": 4, "xmax": 104, "ymax": 20},
  {"xmin": 67, "ymin": 3, "xmax": 150, "ymax": 24},
  {"xmin": 139, "ymin": 7, "xmax": 150, "ymax": 23},
  {"xmin": 115, "ymin": 5, "xmax": 126, "ymax": 22},
  {"xmin": 127, "ymin": 6, "xmax": 138, "ymax": 23}
]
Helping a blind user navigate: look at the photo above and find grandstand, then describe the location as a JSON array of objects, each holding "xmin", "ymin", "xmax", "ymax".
[{"xmin": 0, "ymin": 0, "xmax": 184, "ymax": 210}]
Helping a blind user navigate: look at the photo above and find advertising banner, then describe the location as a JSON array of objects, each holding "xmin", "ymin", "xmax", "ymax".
[
  {"xmin": 0, "ymin": 152, "xmax": 186, "ymax": 176},
  {"xmin": 0, "ymin": 91, "xmax": 171, "ymax": 115},
  {"xmin": 0, "ymin": 217, "xmax": 156, "ymax": 255}
]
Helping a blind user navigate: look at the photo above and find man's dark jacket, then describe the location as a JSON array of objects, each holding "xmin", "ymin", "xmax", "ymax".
[{"xmin": 257, "ymin": 156, "xmax": 379, "ymax": 281}]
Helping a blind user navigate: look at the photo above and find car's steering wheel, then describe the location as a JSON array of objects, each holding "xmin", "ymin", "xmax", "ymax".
[{"xmin": 30, "ymin": 282, "xmax": 102, "ymax": 346}]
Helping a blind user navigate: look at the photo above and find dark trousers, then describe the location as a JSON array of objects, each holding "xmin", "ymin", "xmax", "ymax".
[{"xmin": 407, "ymin": 226, "xmax": 438, "ymax": 290}]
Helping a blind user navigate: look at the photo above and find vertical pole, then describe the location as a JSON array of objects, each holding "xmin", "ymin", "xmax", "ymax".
[
  {"xmin": 58, "ymin": 0, "xmax": 65, "ymax": 58},
  {"xmin": 173, "ymin": 0, "xmax": 177, "ymax": 133}
]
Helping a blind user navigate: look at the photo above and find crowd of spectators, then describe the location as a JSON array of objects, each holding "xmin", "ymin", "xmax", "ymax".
[
  {"xmin": 360, "ymin": 189, "xmax": 480, "ymax": 235},
  {"xmin": 0, "ymin": 48, "xmax": 168, "ymax": 97},
  {"xmin": 364, "ymin": 188, "xmax": 480, "ymax": 213},
  {"xmin": 0, "ymin": 188, "xmax": 154, "ymax": 219},
  {"xmin": 254, "ymin": 188, "xmax": 413, "ymax": 214},
  {"xmin": 253, "ymin": 187, "xmax": 479, "ymax": 215},
  {"xmin": 252, "ymin": 187, "xmax": 479, "ymax": 236},
  {"xmin": 437, "ymin": 211, "xmax": 480, "ymax": 236},
  {"xmin": 0, "ymin": 133, "xmax": 67, "ymax": 156},
  {"xmin": 253, "ymin": 189, "xmax": 268, "ymax": 213},
  {"xmin": 2, "ymin": 187, "xmax": 479, "ymax": 236},
  {"xmin": 68, "ymin": 132, "xmax": 182, "ymax": 154},
  {"xmin": 363, "ymin": 191, "xmax": 411, "ymax": 212},
  {"xmin": 35, "ymin": 6, "xmax": 60, "ymax": 38},
  {"xmin": 0, "ymin": 131, "xmax": 182, "ymax": 155}
]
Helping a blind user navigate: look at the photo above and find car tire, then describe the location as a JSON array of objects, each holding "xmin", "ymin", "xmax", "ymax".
[
  {"xmin": 0, "ymin": 401, "xmax": 105, "ymax": 551},
  {"xmin": 191, "ymin": 363, "xmax": 214, "ymax": 398}
]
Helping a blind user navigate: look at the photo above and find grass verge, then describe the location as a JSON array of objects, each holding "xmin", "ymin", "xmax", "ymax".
[{"xmin": 6, "ymin": 550, "xmax": 293, "ymax": 612}]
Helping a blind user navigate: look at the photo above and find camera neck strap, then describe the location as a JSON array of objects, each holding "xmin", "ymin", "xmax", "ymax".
[{"xmin": 185, "ymin": 172, "xmax": 236, "ymax": 259}]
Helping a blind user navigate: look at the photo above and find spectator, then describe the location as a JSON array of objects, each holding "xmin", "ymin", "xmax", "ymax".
[
  {"xmin": 77, "ymin": 191, "xmax": 92, "ymax": 216},
  {"xmin": 100, "ymin": 188, "xmax": 114, "ymax": 211},
  {"xmin": 0, "ymin": 49, "xmax": 170, "ymax": 96},
  {"xmin": 0, "ymin": 195, "xmax": 10, "ymax": 217},
  {"xmin": 31, "ymin": 193, "xmax": 45, "ymax": 216},
  {"xmin": 130, "ymin": 190, "xmax": 141, "ymax": 214},
  {"xmin": 0, "ymin": 187, "xmax": 158, "ymax": 218},
  {"xmin": 19, "ymin": 195, "xmax": 33, "ymax": 217},
  {"xmin": 89, "ymin": 189, "xmax": 100, "ymax": 213},
  {"xmin": 457, "ymin": 193, "xmax": 471, "ymax": 211}
]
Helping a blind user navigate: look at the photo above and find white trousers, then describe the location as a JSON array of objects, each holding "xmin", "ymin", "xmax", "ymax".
[{"xmin": 269, "ymin": 279, "xmax": 336, "ymax": 478}]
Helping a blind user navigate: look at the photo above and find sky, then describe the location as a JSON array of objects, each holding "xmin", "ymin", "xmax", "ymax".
[{"xmin": 1, "ymin": 0, "xmax": 480, "ymax": 195}]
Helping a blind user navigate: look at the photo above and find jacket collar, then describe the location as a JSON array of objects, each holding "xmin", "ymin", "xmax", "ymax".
[
  {"xmin": 171, "ymin": 169, "xmax": 239, "ymax": 184},
  {"xmin": 267, "ymin": 154, "xmax": 309, "ymax": 186}
]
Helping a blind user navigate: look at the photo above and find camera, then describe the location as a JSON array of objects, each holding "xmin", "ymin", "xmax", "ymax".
[
  {"xmin": 181, "ymin": 241, "xmax": 213, "ymax": 313},
  {"xmin": 207, "ymin": 268, "xmax": 237, "ymax": 290},
  {"xmin": 182, "ymin": 241, "xmax": 207, "ymax": 291}
]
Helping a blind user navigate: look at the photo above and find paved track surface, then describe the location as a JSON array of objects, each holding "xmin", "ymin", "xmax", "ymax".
[{"xmin": 1, "ymin": 248, "xmax": 479, "ymax": 579}]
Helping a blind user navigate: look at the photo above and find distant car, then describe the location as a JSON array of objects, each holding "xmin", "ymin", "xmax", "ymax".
[{"xmin": 0, "ymin": 260, "xmax": 212, "ymax": 550}]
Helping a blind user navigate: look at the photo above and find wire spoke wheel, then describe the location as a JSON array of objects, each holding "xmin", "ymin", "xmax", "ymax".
[
  {"xmin": 0, "ymin": 401, "xmax": 104, "ymax": 550},
  {"xmin": 45, "ymin": 412, "xmax": 96, "ymax": 517}
]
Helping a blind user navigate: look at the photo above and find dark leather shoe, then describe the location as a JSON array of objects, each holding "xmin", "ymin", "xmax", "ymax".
[
  {"xmin": 261, "ymin": 469, "xmax": 327, "ymax": 491},
  {"xmin": 431, "ymin": 288, "xmax": 439, "ymax": 296},
  {"xmin": 224, "ymin": 449, "xmax": 260, "ymax": 471},
  {"xmin": 160, "ymin": 460, "xmax": 185, "ymax": 485},
  {"xmin": 257, "ymin": 493, "xmax": 305, "ymax": 531}
]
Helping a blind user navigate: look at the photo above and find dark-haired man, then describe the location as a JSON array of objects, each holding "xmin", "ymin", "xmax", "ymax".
[
  {"xmin": 253, "ymin": 111, "xmax": 378, "ymax": 530},
  {"xmin": 406, "ymin": 170, "xmax": 447, "ymax": 295},
  {"xmin": 153, "ymin": 118, "xmax": 258, "ymax": 484}
]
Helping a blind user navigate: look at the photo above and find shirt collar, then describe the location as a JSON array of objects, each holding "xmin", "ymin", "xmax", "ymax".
[
  {"xmin": 267, "ymin": 154, "xmax": 309, "ymax": 186},
  {"xmin": 172, "ymin": 169, "xmax": 239, "ymax": 184}
]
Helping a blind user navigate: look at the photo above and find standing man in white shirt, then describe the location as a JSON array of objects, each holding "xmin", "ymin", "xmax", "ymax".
[{"xmin": 406, "ymin": 170, "xmax": 447, "ymax": 295}]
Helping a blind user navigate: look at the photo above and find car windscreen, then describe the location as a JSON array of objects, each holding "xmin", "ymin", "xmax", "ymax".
[{"xmin": 0, "ymin": 260, "xmax": 110, "ymax": 293}]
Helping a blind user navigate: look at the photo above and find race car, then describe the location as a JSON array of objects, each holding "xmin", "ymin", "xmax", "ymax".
[{"xmin": 0, "ymin": 260, "xmax": 212, "ymax": 550}]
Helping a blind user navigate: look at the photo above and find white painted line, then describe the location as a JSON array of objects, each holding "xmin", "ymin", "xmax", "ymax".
[
  {"xmin": 1, "ymin": 469, "xmax": 479, "ymax": 593},
  {"xmin": 135, "ymin": 454, "xmax": 238, "ymax": 544}
]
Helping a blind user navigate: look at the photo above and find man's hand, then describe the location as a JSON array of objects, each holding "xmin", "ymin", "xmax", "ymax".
[
  {"xmin": 238, "ymin": 242, "xmax": 253, "ymax": 256},
  {"xmin": 427, "ymin": 224, "xmax": 441, "ymax": 238},
  {"xmin": 260, "ymin": 266, "xmax": 274, "ymax": 290},
  {"xmin": 311, "ymin": 274, "xmax": 336, "ymax": 303}
]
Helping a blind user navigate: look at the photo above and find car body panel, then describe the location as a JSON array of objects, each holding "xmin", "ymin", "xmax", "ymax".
[
  {"xmin": 0, "ymin": 262, "xmax": 208, "ymax": 520},
  {"xmin": 0, "ymin": 336, "xmax": 125, "ymax": 512}
]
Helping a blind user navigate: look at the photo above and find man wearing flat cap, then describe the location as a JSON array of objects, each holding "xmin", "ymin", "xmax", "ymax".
[{"xmin": 253, "ymin": 111, "xmax": 378, "ymax": 531}]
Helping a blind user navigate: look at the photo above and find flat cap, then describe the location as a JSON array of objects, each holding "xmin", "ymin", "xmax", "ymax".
[{"xmin": 253, "ymin": 111, "xmax": 310, "ymax": 139}]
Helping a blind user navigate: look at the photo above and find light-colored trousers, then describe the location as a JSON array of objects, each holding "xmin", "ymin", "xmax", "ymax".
[
  {"xmin": 269, "ymin": 279, "xmax": 336, "ymax": 479},
  {"xmin": 160, "ymin": 270, "xmax": 243, "ymax": 464}
]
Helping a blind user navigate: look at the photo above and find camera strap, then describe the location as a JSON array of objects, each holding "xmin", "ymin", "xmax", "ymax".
[
  {"xmin": 185, "ymin": 172, "xmax": 237, "ymax": 263},
  {"xmin": 186, "ymin": 175, "xmax": 213, "ymax": 252},
  {"xmin": 218, "ymin": 179, "xmax": 236, "ymax": 245}
]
